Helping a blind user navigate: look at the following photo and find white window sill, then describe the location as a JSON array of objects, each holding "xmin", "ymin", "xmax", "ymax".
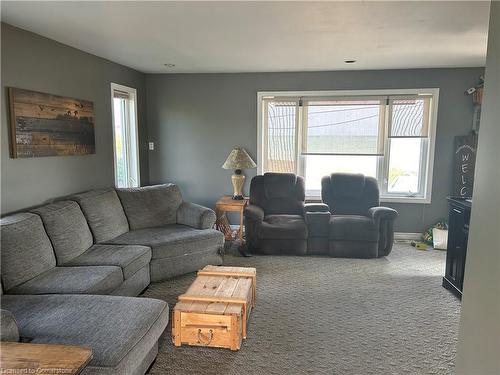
[
  {"xmin": 380, "ymin": 196, "xmax": 431, "ymax": 204},
  {"xmin": 305, "ymin": 196, "xmax": 431, "ymax": 204}
]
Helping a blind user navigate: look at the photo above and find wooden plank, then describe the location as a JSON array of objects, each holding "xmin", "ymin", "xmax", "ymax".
[
  {"xmin": 12, "ymin": 88, "xmax": 93, "ymax": 111},
  {"xmin": 225, "ymin": 277, "xmax": 253, "ymax": 338},
  {"xmin": 8, "ymin": 88, "xmax": 17, "ymax": 157},
  {"xmin": 230, "ymin": 315, "xmax": 242, "ymax": 351},
  {"xmin": 203, "ymin": 276, "xmax": 240, "ymax": 315},
  {"xmin": 0, "ymin": 342, "xmax": 92, "ymax": 375},
  {"xmin": 180, "ymin": 312, "xmax": 232, "ymax": 328},
  {"xmin": 225, "ymin": 278, "xmax": 252, "ymax": 314},
  {"xmin": 172, "ymin": 310, "xmax": 181, "ymax": 346},
  {"xmin": 200, "ymin": 266, "xmax": 256, "ymax": 309},
  {"xmin": 177, "ymin": 275, "xmax": 221, "ymax": 313},
  {"xmin": 178, "ymin": 294, "xmax": 247, "ymax": 305},
  {"xmin": 198, "ymin": 271, "xmax": 256, "ymax": 279},
  {"xmin": 14, "ymin": 102, "xmax": 94, "ymax": 121},
  {"xmin": 201, "ymin": 265, "xmax": 256, "ymax": 274}
]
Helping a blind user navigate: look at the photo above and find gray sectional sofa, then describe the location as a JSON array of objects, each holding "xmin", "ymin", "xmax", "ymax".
[{"xmin": 0, "ymin": 183, "xmax": 224, "ymax": 374}]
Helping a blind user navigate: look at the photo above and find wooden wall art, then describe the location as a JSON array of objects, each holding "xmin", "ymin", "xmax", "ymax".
[{"xmin": 8, "ymin": 88, "xmax": 95, "ymax": 158}]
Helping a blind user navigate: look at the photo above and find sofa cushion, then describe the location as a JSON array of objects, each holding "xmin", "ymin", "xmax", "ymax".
[
  {"xmin": 65, "ymin": 244, "xmax": 151, "ymax": 279},
  {"xmin": 8, "ymin": 266, "xmax": 123, "ymax": 295},
  {"xmin": 70, "ymin": 189, "xmax": 129, "ymax": 243},
  {"xmin": 31, "ymin": 201, "xmax": 93, "ymax": 265},
  {"xmin": 329, "ymin": 215, "xmax": 379, "ymax": 242},
  {"xmin": 106, "ymin": 225, "xmax": 224, "ymax": 260},
  {"xmin": 116, "ymin": 184, "xmax": 183, "ymax": 230},
  {"xmin": 1, "ymin": 294, "xmax": 169, "ymax": 374},
  {"xmin": 0, "ymin": 213, "xmax": 56, "ymax": 292},
  {"xmin": 260, "ymin": 215, "xmax": 308, "ymax": 240}
]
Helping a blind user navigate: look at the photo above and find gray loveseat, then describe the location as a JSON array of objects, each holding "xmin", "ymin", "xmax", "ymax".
[
  {"xmin": 245, "ymin": 172, "xmax": 398, "ymax": 258},
  {"xmin": 0, "ymin": 183, "xmax": 224, "ymax": 374}
]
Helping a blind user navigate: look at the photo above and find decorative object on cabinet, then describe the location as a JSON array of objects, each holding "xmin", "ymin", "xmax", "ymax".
[
  {"xmin": 442, "ymin": 197, "xmax": 471, "ymax": 299},
  {"xmin": 464, "ymin": 75, "xmax": 484, "ymax": 133},
  {"xmin": 8, "ymin": 88, "xmax": 95, "ymax": 158},
  {"xmin": 222, "ymin": 148, "xmax": 257, "ymax": 200}
]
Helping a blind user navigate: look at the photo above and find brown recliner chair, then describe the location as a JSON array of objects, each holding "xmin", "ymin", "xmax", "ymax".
[
  {"xmin": 310, "ymin": 173, "xmax": 398, "ymax": 258},
  {"xmin": 244, "ymin": 173, "xmax": 308, "ymax": 255}
]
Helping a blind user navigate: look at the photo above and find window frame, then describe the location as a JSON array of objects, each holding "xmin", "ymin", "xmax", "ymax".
[
  {"xmin": 257, "ymin": 88, "xmax": 439, "ymax": 204},
  {"xmin": 110, "ymin": 82, "xmax": 141, "ymax": 188}
]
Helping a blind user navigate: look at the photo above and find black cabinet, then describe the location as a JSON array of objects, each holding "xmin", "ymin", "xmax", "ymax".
[{"xmin": 442, "ymin": 198, "xmax": 471, "ymax": 299}]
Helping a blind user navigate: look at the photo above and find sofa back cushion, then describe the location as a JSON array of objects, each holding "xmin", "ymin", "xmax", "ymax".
[
  {"xmin": 250, "ymin": 173, "xmax": 305, "ymax": 216},
  {"xmin": 321, "ymin": 173, "xmax": 379, "ymax": 215},
  {"xmin": 0, "ymin": 213, "xmax": 56, "ymax": 291},
  {"xmin": 116, "ymin": 184, "xmax": 183, "ymax": 230},
  {"xmin": 31, "ymin": 201, "xmax": 93, "ymax": 264},
  {"xmin": 70, "ymin": 189, "xmax": 129, "ymax": 243}
]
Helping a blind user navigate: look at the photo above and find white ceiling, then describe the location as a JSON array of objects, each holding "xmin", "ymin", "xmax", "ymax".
[{"xmin": 1, "ymin": 1, "xmax": 491, "ymax": 74}]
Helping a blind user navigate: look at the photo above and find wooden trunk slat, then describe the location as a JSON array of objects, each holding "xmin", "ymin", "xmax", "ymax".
[
  {"xmin": 178, "ymin": 275, "xmax": 219, "ymax": 313},
  {"xmin": 180, "ymin": 312, "xmax": 232, "ymax": 328},
  {"xmin": 187, "ymin": 275, "xmax": 228, "ymax": 313},
  {"xmin": 225, "ymin": 277, "xmax": 252, "ymax": 315},
  {"xmin": 204, "ymin": 276, "xmax": 240, "ymax": 315},
  {"xmin": 202, "ymin": 265, "xmax": 256, "ymax": 274}
]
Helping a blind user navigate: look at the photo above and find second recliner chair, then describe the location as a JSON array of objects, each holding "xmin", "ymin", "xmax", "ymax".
[{"xmin": 312, "ymin": 173, "xmax": 398, "ymax": 258}]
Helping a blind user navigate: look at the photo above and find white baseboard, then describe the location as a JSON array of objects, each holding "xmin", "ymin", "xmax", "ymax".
[{"xmin": 394, "ymin": 232, "xmax": 422, "ymax": 241}]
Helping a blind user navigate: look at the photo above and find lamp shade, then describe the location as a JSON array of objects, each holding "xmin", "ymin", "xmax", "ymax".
[{"xmin": 222, "ymin": 148, "xmax": 257, "ymax": 169}]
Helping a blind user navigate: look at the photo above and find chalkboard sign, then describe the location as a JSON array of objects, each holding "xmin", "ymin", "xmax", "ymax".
[{"xmin": 453, "ymin": 135, "xmax": 477, "ymax": 198}]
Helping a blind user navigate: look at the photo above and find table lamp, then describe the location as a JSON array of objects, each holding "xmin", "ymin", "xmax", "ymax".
[{"xmin": 222, "ymin": 147, "xmax": 257, "ymax": 200}]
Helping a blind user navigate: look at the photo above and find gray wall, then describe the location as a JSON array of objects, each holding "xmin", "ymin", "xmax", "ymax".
[
  {"xmin": 457, "ymin": 2, "xmax": 500, "ymax": 374},
  {"xmin": 1, "ymin": 23, "xmax": 148, "ymax": 214},
  {"xmin": 146, "ymin": 68, "xmax": 483, "ymax": 232}
]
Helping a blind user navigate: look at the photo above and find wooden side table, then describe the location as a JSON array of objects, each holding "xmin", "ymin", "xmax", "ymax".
[
  {"xmin": 215, "ymin": 196, "xmax": 249, "ymax": 243},
  {"xmin": 0, "ymin": 342, "xmax": 92, "ymax": 375}
]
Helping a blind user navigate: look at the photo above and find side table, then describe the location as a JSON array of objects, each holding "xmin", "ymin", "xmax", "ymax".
[{"xmin": 215, "ymin": 196, "xmax": 249, "ymax": 243}]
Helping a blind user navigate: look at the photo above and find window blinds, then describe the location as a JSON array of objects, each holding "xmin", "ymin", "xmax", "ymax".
[
  {"xmin": 301, "ymin": 97, "xmax": 386, "ymax": 156},
  {"xmin": 113, "ymin": 89, "xmax": 131, "ymax": 100},
  {"xmin": 388, "ymin": 96, "xmax": 431, "ymax": 138},
  {"xmin": 263, "ymin": 98, "xmax": 299, "ymax": 173}
]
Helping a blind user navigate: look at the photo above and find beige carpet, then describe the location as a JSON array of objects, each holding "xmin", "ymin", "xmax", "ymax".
[{"xmin": 143, "ymin": 243, "xmax": 460, "ymax": 374}]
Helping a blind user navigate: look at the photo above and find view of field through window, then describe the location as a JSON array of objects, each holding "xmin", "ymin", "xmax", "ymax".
[{"xmin": 265, "ymin": 96, "xmax": 428, "ymax": 197}]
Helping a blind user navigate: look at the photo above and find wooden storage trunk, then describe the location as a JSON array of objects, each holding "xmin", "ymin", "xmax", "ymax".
[{"xmin": 172, "ymin": 265, "xmax": 256, "ymax": 351}]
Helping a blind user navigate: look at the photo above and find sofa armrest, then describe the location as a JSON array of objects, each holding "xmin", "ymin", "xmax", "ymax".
[
  {"xmin": 368, "ymin": 206, "xmax": 398, "ymax": 224},
  {"xmin": 0, "ymin": 309, "xmax": 19, "ymax": 342},
  {"xmin": 244, "ymin": 204, "xmax": 264, "ymax": 223},
  {"xmin": 177, "ymin": 202, "xmax": 216, "ymax": 229},
  {"xmin": 305, "ymin": 203, "xmax": 330, "ymax": 213},
  {"xmin": 306, "ymin": 211, "xmax": 331, "ymax": 237}
]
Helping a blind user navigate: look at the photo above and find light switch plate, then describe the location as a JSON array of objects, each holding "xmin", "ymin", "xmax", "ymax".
[{"xmin": 148, "ymin": 142, "xmax": 154, "ymax": 151}]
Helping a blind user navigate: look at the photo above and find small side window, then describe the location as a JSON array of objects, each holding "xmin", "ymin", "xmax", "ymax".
[{"xmin": 111, "ymin": 83, "xmax": 140, "ymax": 188}]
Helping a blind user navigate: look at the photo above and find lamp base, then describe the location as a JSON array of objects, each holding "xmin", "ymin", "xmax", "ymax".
[{"xmin": 231, "ymin": 173, "xmax": 245, "ymax": 200}]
